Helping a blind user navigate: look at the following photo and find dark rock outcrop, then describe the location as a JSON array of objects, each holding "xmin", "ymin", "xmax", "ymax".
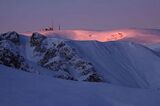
[
  {"xmin": 0, "ymin": 40, "xmax": 29, "ymax": 71},
  {"xmin": 30, "ymin": 34, "xmax": 103, "ymax": 82},
  {"xmin": 0, "ymin": 31, "xmax": 20, "ymax": 45},
  {"xmin": 30, "ymin": 32, "xmax": 46, "ymax": 47}
]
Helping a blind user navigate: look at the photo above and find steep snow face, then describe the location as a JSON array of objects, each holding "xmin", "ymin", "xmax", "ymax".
[
  {"xmin": 1, "ymin": 65, "xmax": 160, "ymax": 106},
  {"xmin": 67, "ymin": 40, "xmax": 160, "ymax": 88}
]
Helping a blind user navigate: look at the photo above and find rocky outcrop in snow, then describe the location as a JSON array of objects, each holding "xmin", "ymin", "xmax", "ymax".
[
  {"xmin": 30, "ymin": 33, "xmax": 103, "ymax": 82},
  {"xmin": 0, "ymin": 31, "xmax": 20, "ymax": 45},
  {"xmin": 0, "ymin": 32, "xmax": 31, "ymax": 72},
  {"xmin": 30, "ymin": 32, "xmax": 46, "ymax": 47}
]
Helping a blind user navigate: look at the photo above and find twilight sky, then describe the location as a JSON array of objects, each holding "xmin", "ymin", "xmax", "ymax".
[{"xmin": 0, "ymin": 0, "xmax": 160, "ymax": 32}]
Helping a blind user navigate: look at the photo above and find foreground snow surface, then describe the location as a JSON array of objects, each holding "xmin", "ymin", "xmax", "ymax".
[{"xmin": 0, "ymin": 65, "xmax": 160, "ymax": 106}]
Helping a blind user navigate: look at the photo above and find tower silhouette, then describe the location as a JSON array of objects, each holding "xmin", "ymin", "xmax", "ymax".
[{"xmin": 59, "ymin": 25, "xmax": 61, "ymax": 30}]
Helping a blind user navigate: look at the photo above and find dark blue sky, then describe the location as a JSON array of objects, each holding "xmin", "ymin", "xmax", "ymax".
[{"xmin": 0, "ymin": 0, "xmax": 160, "ymax": 32}]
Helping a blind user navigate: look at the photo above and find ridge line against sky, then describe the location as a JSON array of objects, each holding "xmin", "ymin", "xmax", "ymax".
[{"xmin": 0, "ymin": 0, "xmax": 160, "ymax": 32}]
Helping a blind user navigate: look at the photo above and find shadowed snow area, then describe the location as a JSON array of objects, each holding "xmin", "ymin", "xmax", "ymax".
[{"xmin": 0, "ymin": 65, "xmax": 160, "ymax": 106}]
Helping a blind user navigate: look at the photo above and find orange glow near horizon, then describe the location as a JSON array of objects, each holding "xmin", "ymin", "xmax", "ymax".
[{"xmin": 21, "ymin": 29, "xmax": 160, "ymax": 43}]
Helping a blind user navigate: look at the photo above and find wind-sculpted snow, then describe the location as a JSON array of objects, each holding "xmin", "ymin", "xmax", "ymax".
[{"xmin": 67, "ymin": 40, "xmax": 160, "ymax": 88}]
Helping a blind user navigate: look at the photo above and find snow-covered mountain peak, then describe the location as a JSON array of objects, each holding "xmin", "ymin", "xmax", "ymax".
[{"xmin": 1, "ymin": 29, "xmax": 160, "ymax": 88}]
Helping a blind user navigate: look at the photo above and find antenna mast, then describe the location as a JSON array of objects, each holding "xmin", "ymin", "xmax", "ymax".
[
  {"xmin": 51, "ymin": 18, "xmax": 54, "ymax": 31},
  {"xmin": 59, "ymin": 25, "xmax": 61, "ymax": 30}
]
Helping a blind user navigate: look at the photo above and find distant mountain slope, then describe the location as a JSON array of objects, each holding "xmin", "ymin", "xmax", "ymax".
[
  {"xmin": 23, "ymin": 28, "xmax": 160, "ymax": 53},
  {"xmin": 23, "ymin": 28, "xmax": 160, "ymax": 43},
  {"xmin": 1, "ymin": 65, "xmax": 160, "ymax": 106}
]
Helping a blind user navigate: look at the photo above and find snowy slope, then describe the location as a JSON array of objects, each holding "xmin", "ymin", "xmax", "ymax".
[
  {"xmin": 1, "ymin": 65, "xmax": 160, "ymax": 106},
  {"xmin": 1, "ymin": 30, "xmax": 160, "ymax": 88},
  {"xmin": 67, "ymin": 40, "xmax": 160, "ymax": 88}
]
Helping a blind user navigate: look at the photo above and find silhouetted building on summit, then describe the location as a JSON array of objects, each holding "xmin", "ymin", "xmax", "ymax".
[
  {"xmin": 42, "ymin": 27, "xmax": 54, "ymax": 31},
  {"xmin": 41, "ymin": 25, "xmax": 61, "ymax": 31}
]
